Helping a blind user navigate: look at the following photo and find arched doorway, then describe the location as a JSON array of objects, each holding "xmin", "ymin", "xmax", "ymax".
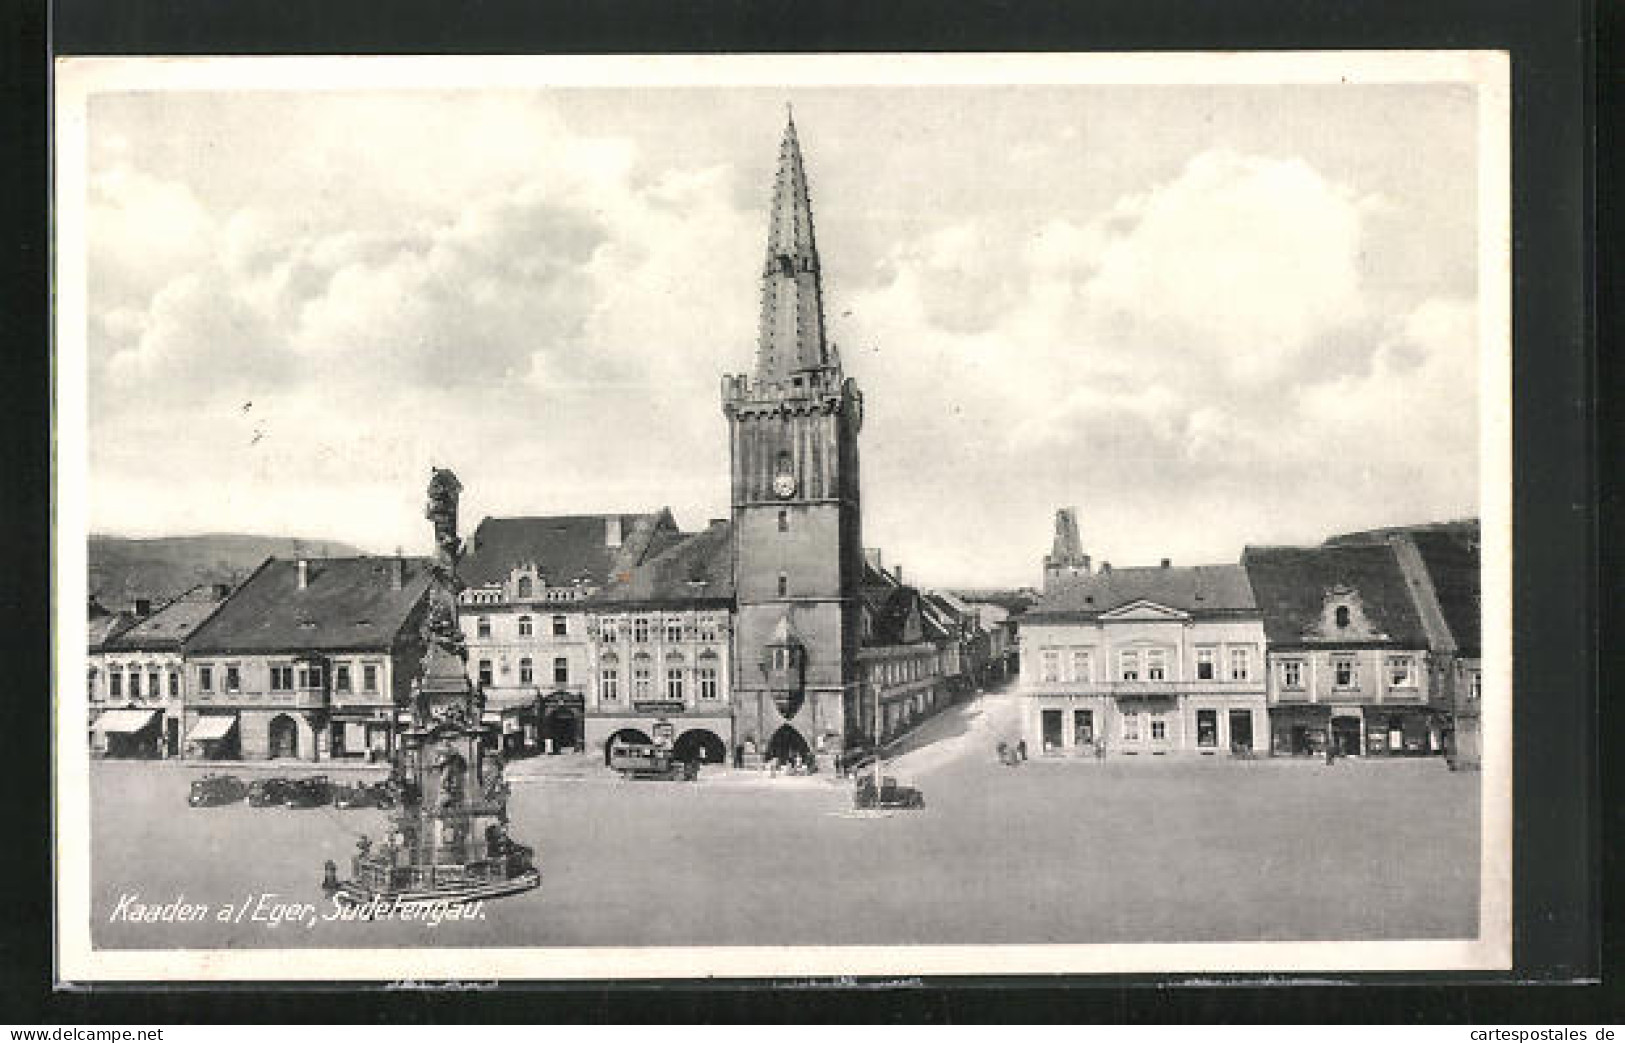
[
  {"xmin": 672, "ymin": 728, "xmax": 727, "ymax": 765},
  {"xmin": 765, "ymin": 724, "xmax": 811, "ymax": 767},
  {"xmin": 543, "ymin": 705, "xmax": 581, "ymax": 754},
  {"xmin": 268, "ymin": 714, "xmax": 299, "ymax": 759},
  {"xmin": 603, "ymin": 727, "xmax": 653, "ymax": 764}
]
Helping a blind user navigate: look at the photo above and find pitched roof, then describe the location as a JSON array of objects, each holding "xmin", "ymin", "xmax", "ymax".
[
  {"xmin": 1241, "ymin": 544, "xmax": 1428, "ymax": 647},
  {"xmin": 103, "ymin": 587, "xmax": 231, "ymax": 652},
  {"xmin": 458, "ymin": 511, "xmax": 676, "ymax": 589},
  {"xmin": 594, "ymin": 522, "xmax": 735, "ymax": 606},
  {"xmin": 185, "ymin": 557, "xmax": 433, "ymax": 654},
  {"xmin": 1408, "ymin": 528, "xmax": 1482, "ymax": 656},
  {"xmin": 88, "ymin": 611, "xmax": 137, "ymax": 651},
  {"xmin": 1026, "ymin": 564, "xmax": 1256, "ymax": 621}
]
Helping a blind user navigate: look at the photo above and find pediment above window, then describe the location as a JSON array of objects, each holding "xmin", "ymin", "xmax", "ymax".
[
  {"xmin": 1098, "ymin": 599, "xmax": 1190, "ymax": 622},
  {"xmin": 1302, "ymin": 585, "xmax": 1389, "ymax": 642}
]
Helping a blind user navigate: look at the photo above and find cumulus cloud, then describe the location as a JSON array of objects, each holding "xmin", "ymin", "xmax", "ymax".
[{"xmin": 79, "ymin": 90, "xmax": 1482, "ymax": 586}]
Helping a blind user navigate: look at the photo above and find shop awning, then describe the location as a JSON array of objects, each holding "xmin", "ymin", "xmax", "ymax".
[
  {"xmin": 94, "ymin": 709, "xmax": 160, "ymax": 734},
  {"xmin": 186, "ymin": 715, "xmax": 238, "ymax": 742}
]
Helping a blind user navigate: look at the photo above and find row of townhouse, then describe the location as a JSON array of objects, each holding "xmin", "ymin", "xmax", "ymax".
[
  {"xmin": 1018, "ymin": 517, "xmax": 1481, "ymax": 764},
  {"xmin": 86, "ymin": 511, "xmax": 1004, "ymax": 767}
]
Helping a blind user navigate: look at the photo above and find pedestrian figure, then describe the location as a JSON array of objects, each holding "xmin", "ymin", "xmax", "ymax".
[
  {"xmin": 733, "ymin": 743, "xmax": 743, "ymax": 769},
  {"xmin": 1017, "ymin": 739, "xmax": 1028, "ymax": 762},
  {"xmin": 1325, "ymin": 738, "xmax": 1336, "ymax": 765},
  {"xmin": 1094, "ymin": 738, "xmax": 1107, "ymax": 762},
  {"xmin": 996, "ymin": 741, "xmax": 1009, "ymax": 765}
]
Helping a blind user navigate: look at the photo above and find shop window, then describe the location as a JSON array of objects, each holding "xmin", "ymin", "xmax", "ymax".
[
  {"xmin": 553, "ymin": 615, "xmax": 568, "ymax": 636},
  {"xmin": 476, "ymin": 616, "xmax": 492, "ymax": 639},
  {"xmin": 600, "ymin": 669, "xmax": 619, "ymax": 701},
  {"xmin": 1196, "ymin": 709, "xmax": 1218, "ymax": 747},
  {"xmin": 518, "ymin": 615, "xmax": 533, "ymax": 637},
  {"xmin": 478, "ymin": 659, "xmax": 493, "ymax": 686},
  {"xmin": 1196, "ymin": 647, "xmax": 1216, "ymax": 680},
  {"xmin": 553, "ymin": 657, "xmax": 569, "ymax": 685},
  {"xmin": 519, "ymin": 657, "xmax": 533, "ymax": 684}
]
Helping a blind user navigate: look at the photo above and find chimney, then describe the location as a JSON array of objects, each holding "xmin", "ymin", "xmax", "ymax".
[
  {"xmin": 211, "ymin": 583, "xmax": 232, "ymax": 600},
  {"xmin": 1100, "ymin": 562, "xmax": 1111, "ymax": 574},
  {"xmin": 296, "ymin": 560, "xmax": 309, "ymax": 590},
  {"xmin": 892, "ymin": 565, "xmax": 904, "ymax": 586},
  {"xmin": 864, "ymin": 548, "xmax": 883, "ymax": 573},
  {"xmin": 1160, "ymin": 558, "xmax": 1171, "ymax": 568},
  {"xmin": 133, "ymin": 598, "xmax": 152, "ymax": 618},
  {"xmin": 708, "ymin": 518, "xmax": 728, "ymax": 529},
  {"xmin": 605, "ymin": 516, "xmax": 623, "ymax": 549},
  {"xmin": 391, "ymin": 555, "xmax": 405, "ymax": 591}
]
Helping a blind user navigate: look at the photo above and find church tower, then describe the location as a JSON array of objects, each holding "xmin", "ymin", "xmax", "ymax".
[
  {"xmin": 1043, "ymin": 506, "xmax": 1092, "ymax": 592},
  {"xmin": 722, "ymin": 111, "xmax": 866, "ymax": 763}
]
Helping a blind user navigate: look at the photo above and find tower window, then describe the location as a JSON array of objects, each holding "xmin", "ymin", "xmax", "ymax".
[
  {"xmin": 778, "ymin": 510, "xmax": 788, "ymax": 532},
  {"xmin": 777, "ymin": 254, "xmax": 794, "ymax": 276},
  {"xmin": 1335, "ymin": 605, "xmax": 1351, "ymax": 628},
  {"xmin": 777, "ymin": 573, "xmax": 789, "ymax": 597}
]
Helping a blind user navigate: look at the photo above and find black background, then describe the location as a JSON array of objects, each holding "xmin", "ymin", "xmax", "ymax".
[{"xmin": 2, "ymin": 0, "xmax": 1608, "ymax": 1023}]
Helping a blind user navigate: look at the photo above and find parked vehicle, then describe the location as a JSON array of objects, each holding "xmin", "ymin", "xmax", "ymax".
[
  {"xmin": 608, "ymin": 741, "xmax": 698, "ymax": 781},
  {"xmin": 853, "ymin": 774, "xmax": 925, "ymax": 810},
  {"xmin": 283, "ymin": 776, "xmax": 334, "ymax": 808},
  {"xmin": 333, "ymin": 780, "xmax": 396, "ymax": 810},
  {"xmin": 246, "ymin": 777, "xmax": 296, "ymax": 807},
  {"xmin": 187, "ymin": 774, "xmax": 248, "ymax": 807}
]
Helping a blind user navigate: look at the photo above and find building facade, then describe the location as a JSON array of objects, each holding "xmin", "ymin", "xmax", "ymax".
[
  {"xmin": 1020, "ymin": 563, "xmax": 1268, "ymax": 757},
  {"xmin": 721, "ymin": 112, "xmax": 867, "ymax": 766},
  {"xmin": 1243, "ymin": 542, "xmax": 1447, "ymax": 757},
  {"xmin": 182, "ymin": 556, "xmax": 433, "ymax": 760},
  {"xmin": 585, "ymin": 520, "xmax": 736, "ymax": 764},
  {"xmin": 457, "ymin": 511, "xmax": 680, "ymax": 755}
]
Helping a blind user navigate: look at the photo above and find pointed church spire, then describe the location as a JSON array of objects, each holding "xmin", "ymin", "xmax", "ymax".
[{"xmin": 756, "ymin": 108, "xmax": 830, "ymax": 380}]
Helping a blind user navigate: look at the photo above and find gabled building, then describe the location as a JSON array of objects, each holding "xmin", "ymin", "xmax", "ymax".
[
  {"xmin": 1020, "ymin": 561, "xmax": 1267, "ymax": 757},
  {"xmin": 457, "ymin": 511, "xmax": 681, "ymax": 755},
  {"xmin": 86, "ymin": 607, "xmax": 139, "ymax": 755},
  {"xmin": 587, "ymin": 520, "xmax": 735, "ymax": 765},
  {"xmin": 92, "ymin": 584, "xmax": 234, "ymax": 758},
  {"xmin": 1242, "ymin": 542, "xmax": 1447, "ymax": 757},
  {"xmin": 1403, "ymin": 526, "xmax": 1482, "ymax": 768},
  {"xmin": 856, "ymin": 561, "xmax": 961, "ymax": 746},
  {"xmin": 182, "ymin": 556, "xmax": 434, "ymax": 760}
]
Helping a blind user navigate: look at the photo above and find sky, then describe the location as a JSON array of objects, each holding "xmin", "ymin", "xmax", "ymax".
[{"xmin": 78, "ymin": 76, "xmax": 1484, "ymax": 588}]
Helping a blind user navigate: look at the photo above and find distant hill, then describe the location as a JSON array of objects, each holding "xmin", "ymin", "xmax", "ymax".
[{"xmin": 88, "ymin": 534, "xmax": 369, "ymax": 609}]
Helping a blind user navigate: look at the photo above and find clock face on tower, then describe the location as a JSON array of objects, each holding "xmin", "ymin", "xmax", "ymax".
[{"xmin": 772, "ymin": 472, "xmax": 797, "ymax": 498}]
